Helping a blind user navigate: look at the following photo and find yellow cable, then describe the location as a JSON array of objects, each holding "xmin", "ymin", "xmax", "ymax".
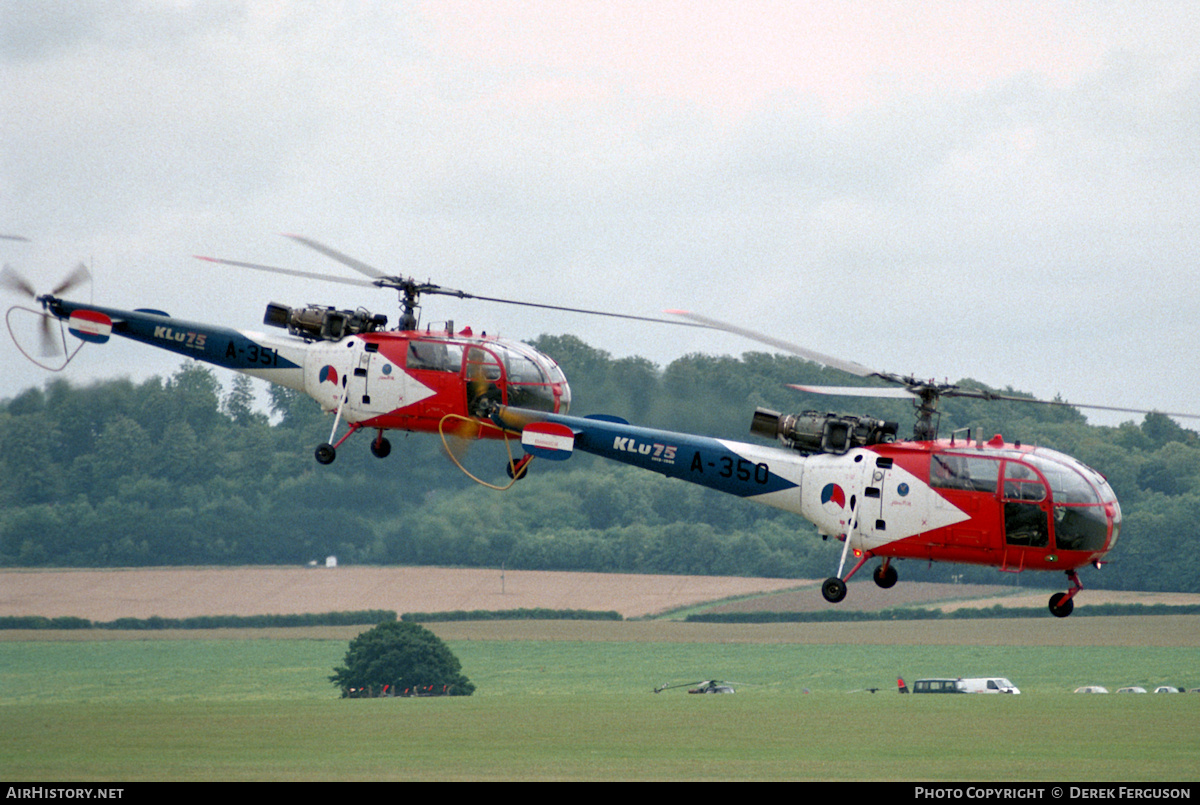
[{"xmin": 438, "ymin": 414, "xmax": 530, "ymax": 491}]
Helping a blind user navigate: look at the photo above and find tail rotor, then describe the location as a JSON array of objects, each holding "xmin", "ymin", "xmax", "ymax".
[{"xmin": 2, "ymin": 262, "xmax": 92, "ymax": 365}]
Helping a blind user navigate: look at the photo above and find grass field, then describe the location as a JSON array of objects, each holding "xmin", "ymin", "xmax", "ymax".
[{"xmin": 2, "ymin": 619, "xmax": 1199, "ymax": 781}]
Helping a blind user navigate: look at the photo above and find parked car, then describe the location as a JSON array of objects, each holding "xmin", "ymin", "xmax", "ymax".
[
  {"xmin": 1074, "ymin": 685, "xmax": 1109, "ymax": 693},
  {"xmin": 1153, "ymin": 686, "xmax": 1182, "ymax": 693},
  {"xmin": 912, "ymin": 678, "xmax": 966, "ymax": 693},
  {"xmin": 1116, "ymin": 686, "xmax": 1147, "ymax": 693},
  {"xmin": 959, "ymin": 677, "xmax": 1020, "ymax": 694},
  {"xmin": 912, "ymin": 677, "xmax": 1020, "ymax": 694}
]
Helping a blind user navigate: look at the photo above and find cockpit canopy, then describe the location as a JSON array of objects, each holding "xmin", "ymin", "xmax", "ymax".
[
  {"xmin": 405, "ymin": 335, "xmax": 570, "ymax": 414},
  {"xmin": 930, "ymin": 444, "xmax": 1120, "ymax": 554}
]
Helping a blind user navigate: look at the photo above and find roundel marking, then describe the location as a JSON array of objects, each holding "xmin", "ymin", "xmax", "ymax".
[{"xmin": 820, "ymin": 483, "xmax": 847, "ymax": 508}]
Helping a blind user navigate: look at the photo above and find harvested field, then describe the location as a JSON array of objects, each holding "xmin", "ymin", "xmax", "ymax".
[
  {"xmin": 4, "ymin": 567, "xmax": 1199, "ymax": 623},
  {"xmin": 0, "ymin": 566, "xmax": 806, "ymax": 621}
]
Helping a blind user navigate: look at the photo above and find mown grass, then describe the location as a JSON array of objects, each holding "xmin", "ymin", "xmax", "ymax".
[
  {"xmin": 4, "ymin": 695, "xmax": 1198, "ymax": 781},
  {"xmin": 2, "ymin": 622, "xmax": 1199, "ymax": 780}
]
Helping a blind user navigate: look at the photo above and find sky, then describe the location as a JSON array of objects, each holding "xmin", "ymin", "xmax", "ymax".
[{"xmin": 2, "ymin": 0, "xmax": 1198, "ymax": 428}]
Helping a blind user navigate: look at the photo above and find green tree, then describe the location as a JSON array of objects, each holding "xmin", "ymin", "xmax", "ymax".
[
  {"xmin": 330, "ymin": 621, "xmax": 475, "ymax": 697},
  {"xmin": 223, "ymin": 373, "xmax": 267, "ymax": 427}
]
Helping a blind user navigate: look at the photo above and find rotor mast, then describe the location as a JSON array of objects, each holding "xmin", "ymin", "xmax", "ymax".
[{"xmin": 912, "ymin": 384, "xmax": 941, "ymax": 441}]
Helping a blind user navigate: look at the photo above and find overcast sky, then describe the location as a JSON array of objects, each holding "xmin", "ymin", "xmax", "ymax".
[{"xmin": 2, "ymin": 1, "xmax": 1198, "ymax": 428}]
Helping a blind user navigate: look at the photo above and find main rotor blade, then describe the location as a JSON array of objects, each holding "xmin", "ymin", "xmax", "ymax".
[
  {"xmin": 668, "ymin": 310, "xmax": 877, "ymax": 378},
  {"xmin": 789, "ymin": 384, "xmax": 917, "ymax": 399},
  {"xmin": 452, "ymin": 293, "xmax": 709, "ymax": 328},
  {"xmin": 195, "ymin": 255, "xmax": 377, "ymax": 289},
  {"xmin": 283, "ymin": 234, "xmax": 389, "ymax": 280},
  {"xmin": 947, "ymin": 389, "xmax": 1200, "ymax": 421},
  {"xmin": 198, "ymin": 250, "xmax": 702, "ymax": 327},
  {"xmin": 672, "ymin": 311, "xmax": 1200, "ymax": 423},
  {"xmin": 280, "ymin": 235, "xmax": 713, "ymax": 325}
]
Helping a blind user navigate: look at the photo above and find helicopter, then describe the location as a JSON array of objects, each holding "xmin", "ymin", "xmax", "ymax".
[
  {"xmin": 488, "ymin": 311, "xmax": 1200, "ymax": 618},
  {"xmin": 653, "ymin": 680, "xmax": 738, "ymax": 694},
  {"xmin": 2, "ymin": 235, "xmax": 689, "ymax": 476}
]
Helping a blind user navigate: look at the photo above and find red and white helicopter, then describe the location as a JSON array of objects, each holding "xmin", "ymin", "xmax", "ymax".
[
  {"xmin": 490, "ymin": 312, "xmax": 1200, "ymax": 617},
  {"xmin": 2, "ymin": 235, "xmax": 683, "ymax": 475}
]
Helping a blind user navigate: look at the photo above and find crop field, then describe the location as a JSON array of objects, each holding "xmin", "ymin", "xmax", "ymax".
[{"xmin": 3, "ymin": 617, "xmax": 1199, "ymax": 781}]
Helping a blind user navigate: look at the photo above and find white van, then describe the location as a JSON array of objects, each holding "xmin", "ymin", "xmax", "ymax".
[{"xmin": 958, "ymin": 677, "xmax": 1020, "ymax": 694}]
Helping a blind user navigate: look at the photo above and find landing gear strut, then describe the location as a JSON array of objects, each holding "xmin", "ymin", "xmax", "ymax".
[
  {"xmin": 1049, "ymin": 570, "xmax": 1083, "ymax": 618},
  {"xmin": 822, "ymin": 550, "xmax": 876, "ymax": 603},
  {"xmin": 314, "ymin": 422, "xmax": 364, "ymax": 465}
]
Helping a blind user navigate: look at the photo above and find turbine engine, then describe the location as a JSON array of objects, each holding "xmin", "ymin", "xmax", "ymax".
[
  {"xmin": 750, "ymin": 407, "xmax": 898, "ymax": 455},
  {"xmin": 263, "ymin": 302, "xmax": 387, "ymax": 341}
]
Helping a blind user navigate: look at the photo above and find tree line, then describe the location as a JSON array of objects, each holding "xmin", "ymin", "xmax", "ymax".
[{"xmin": 2, "ymin": 333, "xmax": 1198, "ymax": 592}]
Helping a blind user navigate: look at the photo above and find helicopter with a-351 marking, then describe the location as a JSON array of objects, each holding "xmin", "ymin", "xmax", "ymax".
[{"xmin": 3, "ymin": 234, "xmax": 685, "ymax": 477}]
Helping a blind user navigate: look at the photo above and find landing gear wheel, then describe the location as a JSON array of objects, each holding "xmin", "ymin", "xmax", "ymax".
[
  {"xmin": 370, "ymin": 437, "xmax": 391, "ymax": 458},
  {"xmin": 873, "ymin": 563, "xmax": 898, "ymax": 589},
  {"xmin": 821, "ymin": 577, "xmax": 847, "ymax": 603},
  {"xmin": 506, "ymin": 457, "xmax": 530, "ymax": 480},
  {"xmin": 315, "ymin": 443, "xmax": 337, "ymax": 465},
  {"xmin": 1049, "ymin": 592, "xmax": 1074, "ymax": 618}
]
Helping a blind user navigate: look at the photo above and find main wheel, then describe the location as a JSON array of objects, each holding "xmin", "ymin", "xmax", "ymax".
[
  {"xmin": 873, "ymin": 563, "xmax": 898, "ymax": 589},
  {"xmin": 821, "ymin": 577, "xmax": 847, "ymax": 603},
  {"xmin": 315, "ymin": 443, "xmax": 337, "ymax": 465},
  {"xmin": 370, "ymin": 437, "xmax": 391, "ymax": 458},
  {"xmin": 1048, "ymin": 592, "xmax": 1074, "ymax": 618}
]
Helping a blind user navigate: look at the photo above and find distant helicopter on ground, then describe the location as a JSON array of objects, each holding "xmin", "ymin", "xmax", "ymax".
[{"xmin": 654, "ymin": 679, "xmax": 738, "ymax": 694}]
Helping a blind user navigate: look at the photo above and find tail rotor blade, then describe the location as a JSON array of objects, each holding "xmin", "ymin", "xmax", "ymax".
[
  {"xmin": 1, "ymin": 264, "xmax": 37, "ymax": 298},
  {"xmin": 37, "ymin": 313, "xmax": 61, "ymax": 356},
  {"xmin": 2, "ymin": 262, "xmax": 92, "ymax": 300},
  {"xmin": 51, "ymin": 263, "xmax": 91, "ymax": 296}
]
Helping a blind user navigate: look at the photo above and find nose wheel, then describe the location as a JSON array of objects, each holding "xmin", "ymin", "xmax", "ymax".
[
  {"xmin": 506, "ymin": 454, "xmax": 532, "ymax": 480},
  {"xmin": 370, "ymin": 432, "xmax": 392, "ymax": 458},
  {"xmin": 873, "ymin": 561, "xmax": 898, "ymax": 589}
]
